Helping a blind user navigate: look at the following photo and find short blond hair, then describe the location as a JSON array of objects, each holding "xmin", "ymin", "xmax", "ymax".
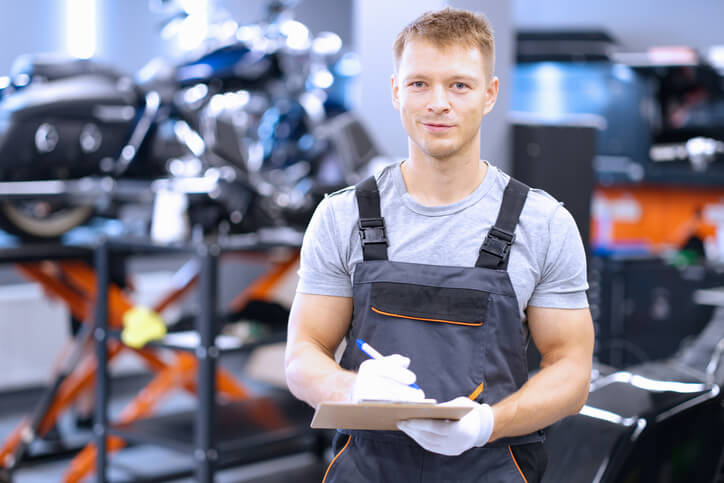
[{"xmin": 393, "ymin": 7, "xmax": 495, "ymax": 78}]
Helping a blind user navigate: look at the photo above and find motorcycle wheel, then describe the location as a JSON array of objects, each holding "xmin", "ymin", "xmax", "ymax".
[{"xmin": 0, "ymin": 201, "xmax": 94, "ymax": 240}]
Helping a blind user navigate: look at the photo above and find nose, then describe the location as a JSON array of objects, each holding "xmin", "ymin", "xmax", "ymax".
[{"xmin": 427, "ymin": 85, "xmax": 450, "ymax": 114}]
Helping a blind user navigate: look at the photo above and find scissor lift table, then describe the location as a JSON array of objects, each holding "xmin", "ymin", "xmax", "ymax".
[{"xmin": 0, "ymin": 232, "xmax": 322, "ymax": 482}]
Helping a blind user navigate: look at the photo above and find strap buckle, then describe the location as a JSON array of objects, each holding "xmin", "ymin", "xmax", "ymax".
[
  {"xmin": 480, "ymin": 227, "xmax": 515, "ymax": 259},
  {"xmin": 358, "ymin": 218, "xmax": 388, "ymax": 247}
]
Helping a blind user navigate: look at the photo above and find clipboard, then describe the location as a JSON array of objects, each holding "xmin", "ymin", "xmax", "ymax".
[{"xmin": 310, "ymin": 401, "xmax": 474, "ymax": 430}]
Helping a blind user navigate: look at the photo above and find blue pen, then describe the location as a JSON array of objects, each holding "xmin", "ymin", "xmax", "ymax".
[{"xmin": 356, "ymin": 338, "xmax": 422, "ymax": 390}]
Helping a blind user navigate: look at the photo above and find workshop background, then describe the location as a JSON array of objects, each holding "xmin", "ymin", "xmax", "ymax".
[{"xmin": 1, "ymin": 0, "xmax": 724, "ymax": 482}]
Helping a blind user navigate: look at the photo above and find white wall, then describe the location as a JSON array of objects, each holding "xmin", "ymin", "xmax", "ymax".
[
  {"xmin": 514, "ymin": 0, "xmax": 724, "ymax": 54},
  {"xmin": 0, "ymin": 0, "xmax": 65, "ymax": 73}
]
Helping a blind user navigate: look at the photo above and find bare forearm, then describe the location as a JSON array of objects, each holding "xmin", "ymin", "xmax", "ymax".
[
  {"xmin": 489, "ymin": 356, "xmax": 590, "ymax": 442},
  {"xmin": 285, "ymin": 341, "xmax": 356, "ymax": 408},
  {"xmin": 285, "ymin": 293, "xmax": 355, "ymax": 408}
]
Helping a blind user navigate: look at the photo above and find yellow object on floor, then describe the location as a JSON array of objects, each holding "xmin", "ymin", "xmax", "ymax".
[{"xmin": 121, "ymin": 306, "xmax": 167, "ymax": 348}]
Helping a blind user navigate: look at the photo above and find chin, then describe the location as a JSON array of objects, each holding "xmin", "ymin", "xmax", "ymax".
[{"xmin": 422, "ymin": 144, "xmax": 460, "ymax": 160}]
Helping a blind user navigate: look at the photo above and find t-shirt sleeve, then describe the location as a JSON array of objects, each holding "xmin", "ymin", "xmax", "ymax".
[
  {"xmin": 528, "ymin": 205, "xmax": 589, "ymax": 309},
  {"xmin": 296, "ymin": 195, "xmax": 354, "ymax": 297}
]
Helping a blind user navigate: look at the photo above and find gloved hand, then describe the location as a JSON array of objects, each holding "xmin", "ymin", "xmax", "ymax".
[
  {"xmin": 351, "ymin": 354, "xmax": 426, "ymax": 402},
  {"xmin": 397, "ymin": 397, "xmax": 494, "ymax": 456}
]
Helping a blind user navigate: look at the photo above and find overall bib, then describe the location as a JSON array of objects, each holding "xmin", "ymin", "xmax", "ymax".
[{"xmin": 323, "ymin": 176, "xmax": 547, "ymax": 483}]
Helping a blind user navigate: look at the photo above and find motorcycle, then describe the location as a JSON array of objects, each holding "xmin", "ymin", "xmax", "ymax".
[
  {"xmin": 0, "ymin": 0, "xmax": 378, "ymax": 240},
  {"xmin": 541, "ymin": 309, "xmax": 724, "ymax": 483}
]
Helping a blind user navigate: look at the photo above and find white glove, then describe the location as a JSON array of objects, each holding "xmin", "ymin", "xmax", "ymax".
[
  {"xmin": 351, "ymin": 354, "xmax": 426, "ymax": 402},
  {"xmin": 397, "ymin": 397, "xmax": 494, "ymax": 456}
]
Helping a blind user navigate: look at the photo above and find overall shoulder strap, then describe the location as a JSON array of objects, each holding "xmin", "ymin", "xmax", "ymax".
[
  {"xmin": 355, "ymin": 175, "xmax": 388, "ymax": 261},
  {"xmin": 475, "ymin": 177, "xmax": 530, "ymax": 270}
]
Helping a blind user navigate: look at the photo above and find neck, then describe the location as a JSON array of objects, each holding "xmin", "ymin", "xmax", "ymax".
[{"xmin": 401, "ymin": 145, "xmax": 488, "ymax": 207}]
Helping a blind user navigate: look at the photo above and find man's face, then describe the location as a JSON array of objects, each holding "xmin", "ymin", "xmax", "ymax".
[{"xmin": 392, "ymin": 38, "xmax": 498, "ymax": 162}]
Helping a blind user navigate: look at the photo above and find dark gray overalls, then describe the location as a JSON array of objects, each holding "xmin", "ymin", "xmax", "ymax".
[{"xmin": 323, "ymin": 175, "xmax": 547, "ymax": 483}]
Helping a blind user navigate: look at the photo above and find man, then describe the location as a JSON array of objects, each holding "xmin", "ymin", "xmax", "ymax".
[{"xmin": 285, "ymin": 7, "xmax": 593, "ymax": 482}]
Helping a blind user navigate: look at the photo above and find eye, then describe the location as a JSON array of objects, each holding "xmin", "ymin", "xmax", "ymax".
[
  {"xmin": 409, "ymin": 81, "xmax": 425, "ymax": 88},
  {"xmin": 453, "ymin": 82, "xmax": 469, "ymax": 90}
]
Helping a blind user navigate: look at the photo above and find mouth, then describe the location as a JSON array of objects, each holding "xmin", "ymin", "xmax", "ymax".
[{"xmin": 421, "ymin": 122, "xmax": 455, "ymax": 132}]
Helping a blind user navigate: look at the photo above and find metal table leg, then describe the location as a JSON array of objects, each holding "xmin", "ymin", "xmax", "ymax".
[
  {"xmin": 195, "ymin": 244, "xmax": 219, "ymax": 482},
  {"xmin": 94, "ymin": 240, "xmax": 109, "ymax": 483}
]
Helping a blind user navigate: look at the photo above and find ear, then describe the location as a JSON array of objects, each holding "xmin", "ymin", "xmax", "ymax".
[
  {"xmin": 391, "ymin": 74, "xmax": 400, "ymax": 112},
  {"xmin": 482, "ymin": 76, "xmax": 499, "ymax": 116}
]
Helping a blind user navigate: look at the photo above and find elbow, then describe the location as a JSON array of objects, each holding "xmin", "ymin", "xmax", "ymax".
[
  {"xmin": 283, "ymin": 348, "xmax": 294, "ymax": 385},
  {"xmin": 283, "ymin": 361, "xmax": 294, "ymax": 395},
  {"xmin": 284, "ymin": 362, "xmax": 300, "ymax": 398},
  {"xmin": 283, "ymin": 344, "xmax": 305, "ymax": 403},
  {"xmin": 284, "ymin": 358, "xmax": 314, "ymax": 408},
  {"xmin": 571, "ymin": 389, "xmax": 588, "ymax": 414},
  {"xmin": 562, "ymin": 388, "xmax": 588, "ymax": 418},
  {"xmin": 570, "ymin": 370, "xmax": 592, "ymax": 414}
]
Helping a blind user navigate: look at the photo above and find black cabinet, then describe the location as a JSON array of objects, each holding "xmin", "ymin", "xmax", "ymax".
[{"xmin": 512, "ymin": 122, "xmax": 596, "ymax": 257}]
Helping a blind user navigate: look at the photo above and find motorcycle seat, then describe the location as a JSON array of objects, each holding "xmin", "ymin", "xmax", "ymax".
[
  {"xmin": 2, "ymin": 74, "xmax": 141, "ymax": 120},
  {"xmin": 10, "ymin": 53, "xmax": 125, "ymax": 84}
]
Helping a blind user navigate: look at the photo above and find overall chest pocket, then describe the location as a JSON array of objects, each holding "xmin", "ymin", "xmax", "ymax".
[
  {"xmin": 363, "ymin": 281, "xmax": 491, "ymax": 402},
  {"xmin": 370, "ymin": 281, "xmax": 489, "ymax": 326}
]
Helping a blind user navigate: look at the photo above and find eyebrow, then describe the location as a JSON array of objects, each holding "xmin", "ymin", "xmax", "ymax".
[{"xmin": 402, "ymin": 73, "xmax": 480, "ymax": 84}]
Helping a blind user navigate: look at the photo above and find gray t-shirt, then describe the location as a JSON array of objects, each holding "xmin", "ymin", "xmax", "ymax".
[{"xmin": 297, "ymin": 161, "xmax": 589, "ymax": 326}]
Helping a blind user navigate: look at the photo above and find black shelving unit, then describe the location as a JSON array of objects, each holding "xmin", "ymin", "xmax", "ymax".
[{"xmin": 92, "ymin": 234, "xmax": 321, "ymax": 483}]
